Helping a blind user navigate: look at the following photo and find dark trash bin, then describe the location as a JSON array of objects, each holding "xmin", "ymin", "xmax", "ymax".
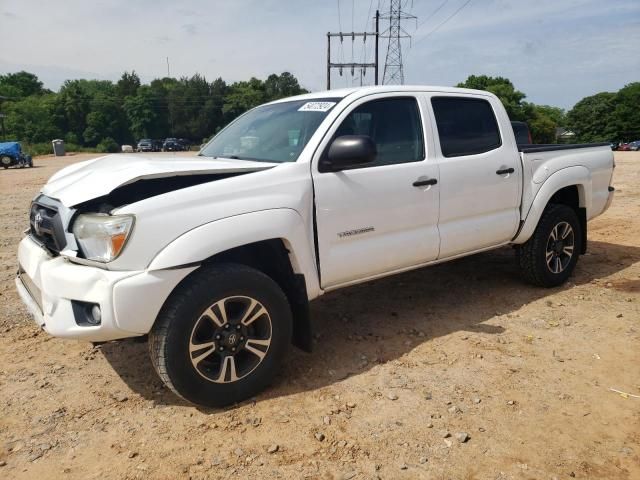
[{"xmin": 52, "ymin": 139, "xmax": 65, "ymax": 156}]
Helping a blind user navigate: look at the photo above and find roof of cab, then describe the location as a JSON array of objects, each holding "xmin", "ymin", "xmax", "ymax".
[{"xmin": 268, "ymin": 85, "xmax": 495, "ymax": 104}]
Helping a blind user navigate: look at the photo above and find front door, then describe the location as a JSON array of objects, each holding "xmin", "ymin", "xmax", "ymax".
[{"xmin": 312, "ymin": 94, "xmax": 440, "ymax": 289}]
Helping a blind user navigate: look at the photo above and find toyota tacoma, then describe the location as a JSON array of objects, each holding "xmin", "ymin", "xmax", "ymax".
[{"xmin": 15, "ymin": 86, "xmax": 615, "ymax": 407}]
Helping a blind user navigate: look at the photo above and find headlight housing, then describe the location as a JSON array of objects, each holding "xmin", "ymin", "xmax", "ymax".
[{"xmin": 72, "ymin": 214, "xmax": 134, "ymax": 262}]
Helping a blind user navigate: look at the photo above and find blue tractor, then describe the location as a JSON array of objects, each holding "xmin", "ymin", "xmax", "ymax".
[{"xmin": 0, "ymin": 142, "xmax": 33, "ymax": 169}]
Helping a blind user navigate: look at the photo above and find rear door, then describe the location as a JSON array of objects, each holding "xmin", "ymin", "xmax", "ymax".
[
  {"xmin": 428, "ymin": 94, "xmax": 522, "ymax": 258},
  {"xmin": 312, "ymin": 93, "xmax": 440, "ymax": 288}
]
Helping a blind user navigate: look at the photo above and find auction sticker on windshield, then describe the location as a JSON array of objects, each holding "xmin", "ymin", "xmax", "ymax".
[{"xmin": 298, "ymin": 102, "xmax": 336, "ymax": 112}]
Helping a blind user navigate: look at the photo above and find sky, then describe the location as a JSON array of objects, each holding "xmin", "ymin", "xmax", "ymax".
[{"xmin": 1, "ymin": 0, "xmax": 639, "ymax": 109}]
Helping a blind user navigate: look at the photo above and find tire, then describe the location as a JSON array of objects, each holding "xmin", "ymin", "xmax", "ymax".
[
  {"xmin": 1, "ymin": 156, "xmax": 11, "ymax": 168},
  {"xmin": 516, "ymin": 204, "xmax": 582, "ymax": 287},
  {"xmin": 149, "ymin": 263, "xmax": 293, "ymax": 407}
]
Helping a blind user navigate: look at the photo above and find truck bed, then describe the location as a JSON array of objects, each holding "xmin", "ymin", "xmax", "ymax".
[{"xmin": 518, "ymin": 143, "xmax": 610, "ymax": 153}]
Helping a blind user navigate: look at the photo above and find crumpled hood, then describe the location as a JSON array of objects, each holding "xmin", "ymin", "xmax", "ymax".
[{"xmin": 42, "ymin": 154, "xmax": 276, "ymax": 206}]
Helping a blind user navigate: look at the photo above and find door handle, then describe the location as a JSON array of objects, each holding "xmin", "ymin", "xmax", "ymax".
[
  {"xmin": 413, "ymin": 178, "xmax": 438, "ymax": 187},
  {"xmin": 496, "ymin": 167, "xmax": 515, "ymax": 175}
]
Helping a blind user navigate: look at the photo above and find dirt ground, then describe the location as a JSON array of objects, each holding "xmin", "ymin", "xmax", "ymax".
[{"xmin": 0, "ymin": 151, "xmax": 638, "ymax": 480}]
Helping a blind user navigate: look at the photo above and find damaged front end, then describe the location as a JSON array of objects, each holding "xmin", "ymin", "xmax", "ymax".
[
  {"xmin": 75, "ymin": 172, "xmax": 247, "ymax": 213},
  {"xmin": 32, "ymin": 154, "xmax": 276, "ymax": 263}
]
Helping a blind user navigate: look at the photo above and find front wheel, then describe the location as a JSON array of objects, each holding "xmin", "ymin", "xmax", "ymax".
[
  {"xmin": 149, "ymin": 263, "xmax": 292, "ymax": 407},
  {"xmin": 516, "ymin": 204, "xmax": 582, "ymax": 287}
]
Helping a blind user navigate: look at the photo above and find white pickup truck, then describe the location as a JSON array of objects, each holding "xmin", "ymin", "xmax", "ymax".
[{"xmin": 16, "ymin": 86, "xmax": 615, "ymax": 407}]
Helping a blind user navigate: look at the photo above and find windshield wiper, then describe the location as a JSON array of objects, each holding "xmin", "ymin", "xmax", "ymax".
[
  {"xmin": 216, "ymin": 155, "xmax": 254, "ymax": 161},
  {"xmin": 201, "ymin": 154, "xmax": 275, "ymax": 163}
]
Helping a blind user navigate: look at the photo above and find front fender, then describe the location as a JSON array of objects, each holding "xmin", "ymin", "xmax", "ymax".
[
  {"xmin": 513, "ymin": 166, "xmax": 591, "ymax": 244},
  {"xmin": 147, "ymin": 208, "xmax": 321, "ymax": 299}
]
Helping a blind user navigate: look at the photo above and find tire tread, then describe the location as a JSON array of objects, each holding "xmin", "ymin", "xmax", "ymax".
[
  {"xmin": 148, "ymin": 263, "xmax": 291, "ymax": 406},
  {"xmin": 516, "ymin": 204, "xmax": 580, "ymax": 287}
]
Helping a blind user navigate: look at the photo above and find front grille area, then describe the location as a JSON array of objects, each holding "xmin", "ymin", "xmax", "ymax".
[{"xmin": 29, "ymin": 199, "xmax": 67, "ymax": 254}]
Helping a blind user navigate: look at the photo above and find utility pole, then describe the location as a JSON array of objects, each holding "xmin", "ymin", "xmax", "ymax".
[
  {"xmin": 375, "ymin": 9, "xmax": 379, "ymax": 87},
  {"xmin": 166, "ymin": 57, "xmax": 170, "ymax": 77},
  {"xmin": 380, "ymin": 0, "xmax": 416, "ymax": 85},
  {"xmin": 326, "ymin": 10, "xmax": 380, "ymax": 90}
]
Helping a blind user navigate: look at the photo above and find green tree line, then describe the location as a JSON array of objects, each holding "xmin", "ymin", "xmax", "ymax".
[
  {"xmin": 0, "ymin": 70, "xmax": 307, "ymax": 153},
  {"xmin": 457, "ymin": 75, "xmax": 639, "ymax": 144},
  {"xmin": 1, "ymin": 70, "xmax": 638, "ymax": 154}
]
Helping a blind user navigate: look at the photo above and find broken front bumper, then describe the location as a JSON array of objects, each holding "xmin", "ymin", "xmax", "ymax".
[{"xmin": 15, "ymin": 235, "xmax": 196, "ymax": 342}]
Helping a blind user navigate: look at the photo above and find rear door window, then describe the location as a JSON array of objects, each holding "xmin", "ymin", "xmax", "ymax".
[{"xmin": 431, "ymin": 97, "xmax": 502, "ymax": 157}]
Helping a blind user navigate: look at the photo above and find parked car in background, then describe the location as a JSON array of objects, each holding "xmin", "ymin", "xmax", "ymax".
[
  {"xmin": 618, "ymin": 143, "xmax": 631, "ymax": 151},
  {"xmin": 153, "ymin": 139, "xmax": 164, "ymax": 151},
  {"xmin": 629, "ymin": 140, "xmax": 640, "ymax": 151},
  {"xmin": 137, "ymin": 139, "xmax": 157, "ymax": 152},
  {"xmin": 163, "ymin": 138, "xmax": 185, "ymax": 151},
  {"xmin": 609, "ymin": 142, "xmax": 619, "ymax": 151},
  {"xmin": 121, "ymin": 145, "xmax": 134, "ymax": 153},
  {"xmin": 178, "ymin": 138, "xmax": 191, "ymax": 150},
  {"xmin": 511, "ymin": 121, "xmax": 532, "ymax": 145},
  {"xmin": 0, "ymin": 141, "xmax": 33, "ymax": 169},
  {"xmin": 15, "ymin": 85, "xmax": 615, "ymax": 407}
]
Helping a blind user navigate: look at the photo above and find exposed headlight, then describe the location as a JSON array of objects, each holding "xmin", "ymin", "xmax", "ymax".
[{"xmin": 72, "ymin": 214, "xmax": 134, "ymax": 262}]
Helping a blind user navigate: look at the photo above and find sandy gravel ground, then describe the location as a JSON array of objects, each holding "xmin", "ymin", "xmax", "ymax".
[{"xmin": 0, "ymin": 151, "xmax": 638, "ymax": 480}]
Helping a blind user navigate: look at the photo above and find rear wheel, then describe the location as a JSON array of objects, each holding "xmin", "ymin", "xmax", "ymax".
[
  {"xmin": 149, "ymin": 263, "xmax": 292, "ymax": 407},
  {"xmin": 1, "ymin": 156, "xmax": 11, "ymax": 169},
  {"xmin": 516, "ymin": 204, "xmax": 581, "ymax": 287}
]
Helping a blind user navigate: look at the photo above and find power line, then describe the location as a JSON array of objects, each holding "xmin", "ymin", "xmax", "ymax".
[
  {"xmin": 358, "ymin": 0, "xmax": 376, "ymax": 86},
  {"xmin": 351, "ymin": 0, "xmax": 355, "ymax": 31},
  {"xmin": 326, "ymin": 11, "xmax": 380, "ymax": 89},
  {"xmin": 336, "ymin": 0, "xmax": 347, "ymax": 85},
  {"xmin": 414, "ymin": 0, "xmax": 450, "ymax": 31},
  {"xmin": 412, "ymin": 0, "xmax": 474, "ymax": 47},
  {"xmin": 364, "ymin": 0, "xmax": 375, "ymax": 31},
  {"xmin": 351, "ymin": 0, "xmax": 355, "ymax": 85}
]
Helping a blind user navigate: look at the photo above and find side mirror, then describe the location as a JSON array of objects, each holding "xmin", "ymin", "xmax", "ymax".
[{"xmin": 319, "ymin": 135, "xmax": 377, "ymax": 172}]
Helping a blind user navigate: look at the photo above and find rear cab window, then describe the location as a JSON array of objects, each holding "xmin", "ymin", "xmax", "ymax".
[{"xmin": 431, "ymin": 97, "xmax": 502, "ymax": 157}]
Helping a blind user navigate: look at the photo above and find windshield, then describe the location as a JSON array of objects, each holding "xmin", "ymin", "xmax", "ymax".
[{"xmin": 200, "ymin": 98, "xmax": 340, "ymax": 163}]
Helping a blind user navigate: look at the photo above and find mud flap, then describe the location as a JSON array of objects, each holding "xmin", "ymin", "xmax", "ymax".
[
  {"xmin": 291, "ymin": 274, "xmax": 313, "ymax": 352},
  {"xmin": 579, "ymin": 207, "xmax": 587, "ymax": 254}
]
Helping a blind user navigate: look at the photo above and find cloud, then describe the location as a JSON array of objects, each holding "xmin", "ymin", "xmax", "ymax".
[
  {"xmin": 522, "ymin": 41, "xmax": 537, "ymax": 57},
  {"xmin": 181, "ymin": 23, "xmax": 198, "ymax": 35},
  {"xmin": 0, "ymin": 58, "xmax": 115, "ymax": 90},
  {"xmin": 403, "ymin": 0, "xmax": 640, "ymax": 107},
  {"xmin": 0, "ymin": 0, "xmax": 638, "ymax": 109}
]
